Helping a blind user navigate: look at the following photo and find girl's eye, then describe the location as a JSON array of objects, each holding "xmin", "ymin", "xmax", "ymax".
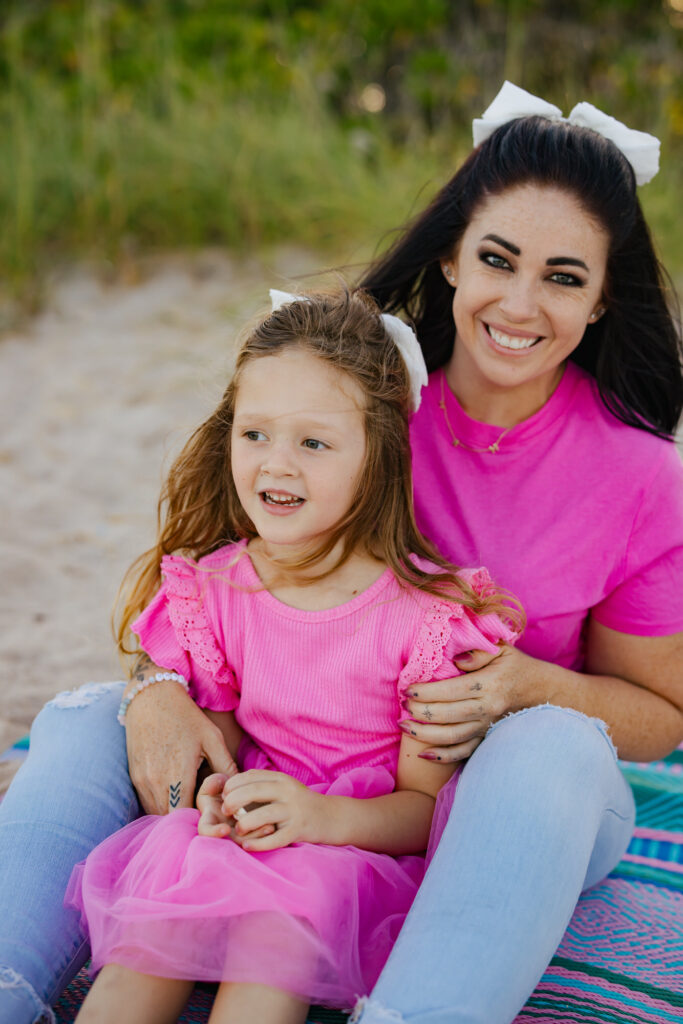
[
  {"xmin": 302, "ymin": 438, "xmax": 327, "ymax": 451},
  {"xmin": 244, "ymin": 430, "xmax": 267, "ymax": 441},
  {"xmin": 480, "ymin": 252, "xmax": 511, "ymax": 270},
  {"xmin": 549, "ymin": 272, "xmax": 583, "ymax": 288}
]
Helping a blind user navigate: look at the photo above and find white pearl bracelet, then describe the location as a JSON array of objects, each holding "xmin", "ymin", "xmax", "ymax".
[{"xmin": 117, "ymin": 671, "xmax": 190, "ymax": 725}]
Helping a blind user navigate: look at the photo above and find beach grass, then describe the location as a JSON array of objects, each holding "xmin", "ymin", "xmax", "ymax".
[{"xmin": 0, "ymin": 2, "xmax": 681, "ymax": 310}]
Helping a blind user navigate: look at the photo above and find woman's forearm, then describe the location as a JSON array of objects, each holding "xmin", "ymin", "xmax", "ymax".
[
  {"xmin": 316, "ymin": 790, "xmax": 437, "ymax": 855},
  {"xmin": 520, "ymin": 659, "xmax": 683, "ymax": 762}
]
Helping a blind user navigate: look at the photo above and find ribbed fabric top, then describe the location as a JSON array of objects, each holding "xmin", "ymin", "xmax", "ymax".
[{"xmin": 131, "ymin": 541, "xmax": 516, "ymax": 788}]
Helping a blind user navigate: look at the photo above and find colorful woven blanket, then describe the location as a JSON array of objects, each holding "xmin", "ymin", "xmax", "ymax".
[{"xmin": 2, "ymin": 739, "xmax": 681, "ymax": 1024}]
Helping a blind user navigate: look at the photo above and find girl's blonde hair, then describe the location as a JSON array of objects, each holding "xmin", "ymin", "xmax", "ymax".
[{"xmin": 116, "ymin": 288, "xmax": 523, "ymax": 658}]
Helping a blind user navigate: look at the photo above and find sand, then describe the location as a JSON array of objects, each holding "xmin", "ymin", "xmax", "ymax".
[{"xmin": 0, "ymin": 247, "xmax": 325, "ymax": 780}]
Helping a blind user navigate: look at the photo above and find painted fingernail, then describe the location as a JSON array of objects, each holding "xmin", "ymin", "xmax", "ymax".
[
  {"xmin": 409, "ymin": 691, "xmax": 419, "ymax": 698},
  {"xmin": 398, "ymin": 721, "xmax": 411, "ymax": 732},
  {"xmin": 419, "ymin": 751, "xmax": 437, "ymax": 760}
]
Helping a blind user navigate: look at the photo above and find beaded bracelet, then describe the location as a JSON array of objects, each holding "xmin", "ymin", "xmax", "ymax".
[{"xmin": 117, "ymin": 671, "xmax": 190, "ymax": 725}]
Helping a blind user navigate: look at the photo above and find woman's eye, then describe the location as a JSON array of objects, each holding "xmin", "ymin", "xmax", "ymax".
[
  {"xmin": 244, "ymin": 430, "xmax": 266, "ymax": 441},
  {"xmin": 302, "ymin": 438, "xmax": 327, "ymax": 450},
  {"xmin": 481, "ymin": 252, "xmax": 510, "ymax": 270},
  {"xmin": 549, "ymin": 272, "xmax": 583, "ymax": 287}
]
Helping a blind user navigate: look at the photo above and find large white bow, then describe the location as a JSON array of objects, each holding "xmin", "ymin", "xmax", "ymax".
[
  {"xmin": 269, "ymin": 289, "xmax": 428, "ymax": 411},
  {"xmin": 472, "ymin": 81, "xmax": 660, "ymax": 186}
]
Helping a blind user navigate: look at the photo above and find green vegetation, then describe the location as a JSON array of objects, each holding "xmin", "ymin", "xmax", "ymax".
[{"xmin": 1, "ymin": 1, "xmax": 682, "ymax": 307}]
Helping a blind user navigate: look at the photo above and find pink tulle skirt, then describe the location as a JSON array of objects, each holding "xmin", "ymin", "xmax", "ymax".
[{"xmin": 65, "ymin": 764, "xmax": 463, "ymax": 1008}]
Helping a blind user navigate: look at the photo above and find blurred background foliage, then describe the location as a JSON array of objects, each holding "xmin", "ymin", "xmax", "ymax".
[{"xmin": 1, "ymin": 0, "xmax": 682, "ymax": 307}]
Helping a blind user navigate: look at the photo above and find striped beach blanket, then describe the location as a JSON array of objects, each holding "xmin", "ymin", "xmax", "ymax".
[{"xmin": 2, "ymin": 739, "xmax": 681, "ymax": 1023}]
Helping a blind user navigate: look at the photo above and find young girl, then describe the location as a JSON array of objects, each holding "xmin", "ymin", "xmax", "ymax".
[{"xmin": 66, "ymin": 288, "xmax": 522, "ymax": 1024}]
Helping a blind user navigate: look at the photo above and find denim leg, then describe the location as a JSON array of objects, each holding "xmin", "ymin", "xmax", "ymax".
[
  {"xmin": 351, "ymin": 705, "xmax": 635, "ymax": 1024},
  {"xmin": 0, "ymin": 682, "xmax": 140, "ymax": 1024}
]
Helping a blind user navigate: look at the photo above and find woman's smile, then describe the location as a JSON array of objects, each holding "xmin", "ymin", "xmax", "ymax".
[{"xmin": 485, "ymin": 323, "xmax": 542, "ymax": 352}]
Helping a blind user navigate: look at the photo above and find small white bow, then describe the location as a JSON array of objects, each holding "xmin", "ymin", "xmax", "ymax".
[
  {"xmin": 472, "ymin": 81, "xmax": 660, "ymax": 186},
  {"xmin": 269, "ymin": 290, "xmax": 428, "ymax": 412}
]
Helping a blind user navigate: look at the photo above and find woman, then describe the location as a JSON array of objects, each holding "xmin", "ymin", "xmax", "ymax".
[
  {"xmin": 349, "ymin": 84, "xmax": 683, "ymax": 1023},
  {"xmin": 1, "ymin": 83, "xmax": 682, "ymax": 1024}
]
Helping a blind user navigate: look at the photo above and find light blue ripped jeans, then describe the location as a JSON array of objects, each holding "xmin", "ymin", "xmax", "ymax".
[
  {"xmin": 351, "ymin": 705, "xmax": 635, "ymax": 1024},
  {"xmin": 0, "ymin": 682, "xmax": 138, "ymax": 1024},
  {"xmin": 0, "ymin": 693, "xmax": 634, "ymax": 1024}
]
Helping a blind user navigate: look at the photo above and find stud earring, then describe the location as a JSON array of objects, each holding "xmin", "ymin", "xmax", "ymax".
[
  {"xmin": 442, "ymin": 264, "xmax": 455, "ymax": 283},
  {"xmin": 589, "ymin": 307, "xmax": 605, "ymax": 322}
]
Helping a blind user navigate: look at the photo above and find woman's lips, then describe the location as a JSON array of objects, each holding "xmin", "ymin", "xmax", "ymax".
[{"xmin": 486, "ymin": 323, "xmax": 542, "ymax": 351}]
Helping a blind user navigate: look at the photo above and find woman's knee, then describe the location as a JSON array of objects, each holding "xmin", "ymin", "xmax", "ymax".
[
  {"xmin": 463, "ymin": 704, "xmax": 634, "ymax": 833},
  {"xmin": 30, "ymin": 681, "xmax": 126, "ymax": 761},
  {"xmin": 483, "ymin": 703, "xmax": 620, "ymax": 779},
  {"xmin": 5, "ymin": 681, "xmax": 136, "ymax": 819}
]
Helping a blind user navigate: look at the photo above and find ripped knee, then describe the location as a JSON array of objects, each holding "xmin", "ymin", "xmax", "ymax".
[
  {"xmin": 0, "ymin": 966, "xmax": 56, "ymax": 1024},
  {"xmin": 46, "ymin": 681, "xmax": 124, "ymax": 711},
  {"xmin": 486, "ymin": 703, "xmax": 619, "ymax": 762},
  {"xmin": 350, "ymin": 996, "xmax": 406, "ymax": 1023}
]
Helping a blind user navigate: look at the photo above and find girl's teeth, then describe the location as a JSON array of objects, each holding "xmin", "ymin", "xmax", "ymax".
[
  {"xmin": 264, "ymin": 492, "xmax": 303, "ymax": 506},
  {"xmin": 488, "ymin": 326, "xmax": 539, "ymax": 350}
]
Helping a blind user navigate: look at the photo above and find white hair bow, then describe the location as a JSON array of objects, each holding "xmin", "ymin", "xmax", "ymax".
[
  {"xmin": 472, "ymin": 81, "xmax": 660, "ymax": 186},
  {"xmin": 269, "ymin": 289, "xmax": 428, "ymax": 411}
]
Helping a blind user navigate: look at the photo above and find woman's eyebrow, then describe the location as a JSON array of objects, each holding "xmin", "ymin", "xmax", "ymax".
[
  {"xmin": 482, "ymin": 233, "xmax": 589, "ymax": 272},
  {"xmin": 482, "ymin": 233, "xmax": 520, "ymax": 256},
  {"xmin": 546, "ymin": 256, "xmax": 589, "ymax": 271}
]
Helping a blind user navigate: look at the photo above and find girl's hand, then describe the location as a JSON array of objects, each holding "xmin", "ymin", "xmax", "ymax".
[
  {"xmin": 220, "ymin": 770, "xmax": 326, "ymax": 852},
  {"xmin": 196, "ymin": 773, "xmax": 276, "ymax": 843},
  {"xmin": 125, "ymin": 681, "xmax": 237, "ymax": 815},
  {"xmin": 197, "ymin": 773, "xmax": 233, "ymax": 837},
  {"xmin": 403, "ymin": 645, "xmax": 534, "ymax": 762}
]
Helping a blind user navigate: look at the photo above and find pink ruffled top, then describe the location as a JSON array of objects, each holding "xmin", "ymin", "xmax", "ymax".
[
  {"xmin": 67, "ymin": 543, "xmax": 519, "ymax": 1005},
  {"xmin": 131, "ymin": 541, "xmax": 517, "ymax": 793}
]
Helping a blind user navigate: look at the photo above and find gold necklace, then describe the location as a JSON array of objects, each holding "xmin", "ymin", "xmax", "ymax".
[{"xmin": 438, "ymin": 371, "xmax": 512, "ymax": 454}]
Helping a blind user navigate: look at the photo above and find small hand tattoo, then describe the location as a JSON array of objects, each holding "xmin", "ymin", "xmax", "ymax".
[
  {"xmin": 422, "ymin": 705, "xmax": 433, "ymax": 721},
  {"xmin": 470, "ymin": 682, "xmax": 483, "ymax": 692},
  {"xmin": 132, "ymin": 652, "xmax": 153, "ymax": 682},
  {"xmin": 169, "ymin": 781, "xmax": 181, "ymax": 809}
]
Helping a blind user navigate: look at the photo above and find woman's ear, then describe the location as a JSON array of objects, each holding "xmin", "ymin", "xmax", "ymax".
[
  {"xmin": 441, "ymin": 262, "xmax": 457, "ymax": 287},
  {"xmin": 588, "ymin": 305, "xmax": 606, "ymax": 323}
]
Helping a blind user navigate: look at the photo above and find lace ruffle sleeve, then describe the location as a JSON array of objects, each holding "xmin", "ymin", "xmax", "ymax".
[
  {"xmin": 396, "ymin": 567, "xmax": 519, "ymax": 720},
  {"xmin": 130, "ymin": 555, "xmax": 239, "ymax": 711}
]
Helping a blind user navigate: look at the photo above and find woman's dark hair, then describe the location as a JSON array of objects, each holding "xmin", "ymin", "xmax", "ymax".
[{"xmin": 359, "ymin": 116, "xmax": 683, "ymax": 438}]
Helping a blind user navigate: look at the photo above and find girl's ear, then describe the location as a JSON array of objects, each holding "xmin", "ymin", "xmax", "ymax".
[
  {"xmin": 441, "ymin": 262, "xmax": 457, "ymax": 288},
  {"xmin": 588, "ymin": 304, "xmax": 606, "ymax": 323}
]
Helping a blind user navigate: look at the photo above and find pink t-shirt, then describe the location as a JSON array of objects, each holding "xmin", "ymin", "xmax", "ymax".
[{"xmin": 410, "ymin": 363, "xmax": 683, "ymax": 670}]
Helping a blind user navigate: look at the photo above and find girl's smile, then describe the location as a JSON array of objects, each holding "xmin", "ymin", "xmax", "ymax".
[
  {"xmin": 231, "ymin": 348, "xmax": 367, "ymax": 558},
  {"xmin": 260, "ymin": 489, "xmax": 305, "ymax": 513},
  {"xmin": 442, "ymin": 184, "xmax": 608, "ymax": 425}
]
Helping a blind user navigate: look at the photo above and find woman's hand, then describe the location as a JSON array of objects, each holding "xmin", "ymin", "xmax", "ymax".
[
  {"xmin": 125, "ymin": 681, "xmax": 238, "ymax": 815},
  {"xmin": 219, "ymin": 770, "xmax": 327, "ymax": 852},
  {"xmin": 403, "ymin": 645, "xmax": 535, "ymax": 762}
]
